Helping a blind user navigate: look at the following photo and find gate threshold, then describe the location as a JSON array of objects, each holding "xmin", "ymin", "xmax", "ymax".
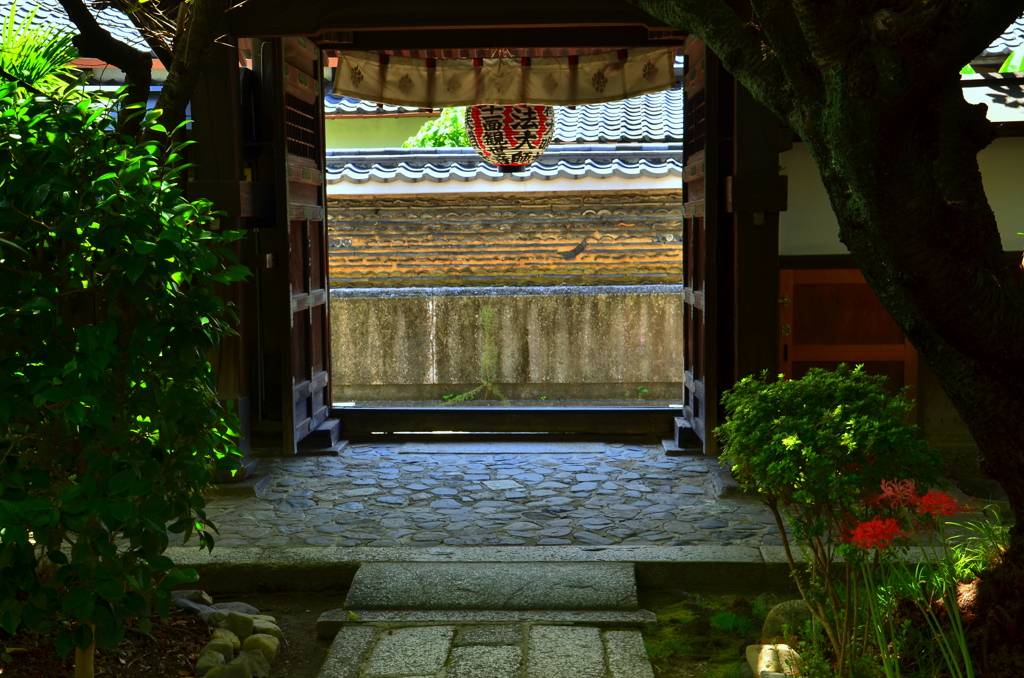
[{"xmin": 332, "ymin": 406, "xmax": 682, "ymax": 440}]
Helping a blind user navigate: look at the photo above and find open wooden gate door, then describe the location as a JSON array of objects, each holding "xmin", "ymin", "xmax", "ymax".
[
  {"xmin": 257, "ymin": 37, "xmax": 339, "ymax": 454},
  {"xmin": 679, "ymin": 37, "xmax": 719, "ymax": 454}
]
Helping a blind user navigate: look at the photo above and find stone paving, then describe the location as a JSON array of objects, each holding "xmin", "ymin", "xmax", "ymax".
[
  {"xmin": 319, "ymin": 624, "xmax": 655, "ymax": 678},
  {"xmin": 187, "ymin": 443, "xmax": 790, "ymax": 549}
]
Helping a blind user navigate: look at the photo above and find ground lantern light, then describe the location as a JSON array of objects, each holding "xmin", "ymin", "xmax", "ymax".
[{"xmin": 465, "ymin": 104, "xmax": 556, "ymax": 173}]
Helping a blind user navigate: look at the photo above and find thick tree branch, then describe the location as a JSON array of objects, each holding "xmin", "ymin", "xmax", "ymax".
[
  {"xmin": 627, "ymin": 0, "xmax": 795, "ymax": 120},
  {"xmin": 150, "ymin": 0, "xmax": 228, "ymax": 138},
  {"xmin": 108, "ymin": 0, "xmax": 177, "ymax": 71},
  {"xmin": 56, "ymin": 0, "xmax": 151, "ymax": 137}
]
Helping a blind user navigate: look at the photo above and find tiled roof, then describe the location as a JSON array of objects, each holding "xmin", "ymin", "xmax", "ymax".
[
  {"xmin": 328, "ymin": 85, "xmax": 684, "ymax": 144},
  {"xmin": 554, "ymin": 84, "xmax": 683, "ymax": 143},
  {"xmin": 980, "ymin": 16, "xmax": 1024, "ymax": 57},
  {"xmin": 324, "ymin": 94, "xmax": 428, "ymax": 115},
  {"xmin": 325, "ymin": 144, "xmax": 682, "ymax": 184},
  {"xmin": 3, "ymin": 0, "xmax": 148, "ymax": 51}
]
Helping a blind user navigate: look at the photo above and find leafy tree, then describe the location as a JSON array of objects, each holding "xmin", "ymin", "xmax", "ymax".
[
  {"xmin": 0, "ymin": 75, "xmax": 246, "ymax": 678},
  {"xmin": 627, "ymin": 0, "xmax": 1024, "ymax": 668},
  {"xmin": 0, "ymin": 1, "xmax": 79, "ymax": 94},
  {"xmin": 404, "ymin": 107, "xmax": 470, "ymax": 148}
]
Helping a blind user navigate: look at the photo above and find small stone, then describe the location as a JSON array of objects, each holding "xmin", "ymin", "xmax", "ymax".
[
  {"xmin": 239, "ymin": 649, "xmax": 272, "ymax": 678},
  {"xmin": 377, "ymin": 496, "xmax": 407, "ymax": 504},
  {"xmin": 171, "ymin": 597, "xmax": 212, "ymax": 616},
  {"xmin": 537, "ymin": 527, "xmax": 571, "ymax": 537},
  {"xmin": 211, "ymin": 628, "xmax": 241, "ymax": 651},
  {"xmin": 570, "ymin": 482, "xmax": 598, "ymax": 492},
  {"xmin": 242, "ymin": 633, "xmax": 281, "ymax": 663},
  {"xmin": 211, "ymin": 602, "xmax": 261, "ymax": 616},
  {"xmin": 202, "ymin": 637, "xmax": 235, "ymax": 663},
  {"xmin": 431, "ymin": 499, "xmax": 462, "ymax": 508},
  {"xmin": 483, "ymin": 479, "xmax": 523, "ymax": 490},
  {"xmin": 573, "ymin": 531, "xmax": 615, "ymax": 545},
  {"xmin": 195, "ymin": 649, "xmax": 225, "ymax": 676},
  {"xmin": 575, "ymin": 473, "xmax": 608, "ymax": 482},
  {"xmin": 431, "ymin": 487, "xmax": 459, "ymax": 495},
  {"xmin": 252, "ymin": 619, "xmax": 285, "ymax": 641},
  {"xmin": 695, "ymin": 518, "xmax": 728, "ymax": 529},
  {"xmin": 172, "ymin": 590, "xmax": 213, "ymax": 606},
  {"xmin": 677, "ymin": 485, "xmax": 705, "ymax": 494},
  {"xmin": 222, "ymin": 611, "xmax": 254, "ymax": 640}
]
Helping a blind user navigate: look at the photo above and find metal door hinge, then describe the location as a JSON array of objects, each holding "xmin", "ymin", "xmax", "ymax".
[
  {"xmin": 781, "ymin": 323, "xmax": 791, "ymax": 336},
  {"xmin": 777, "ymin": 295, "xmax": 789, "ymax": 307}
]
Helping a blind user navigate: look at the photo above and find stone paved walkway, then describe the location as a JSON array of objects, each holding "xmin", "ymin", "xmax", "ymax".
[
  {"xmin": 320, "ymin": 624, "xmax": 655, "ymax": 678},
  {"xmin": 187, "ymin": 443, "xmax": 789, "ymax": 549}
]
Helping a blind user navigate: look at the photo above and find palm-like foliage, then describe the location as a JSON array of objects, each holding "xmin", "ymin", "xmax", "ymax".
[{"xmin": 0, "ymin": 1, "xmax": 78, "ymax": 94}]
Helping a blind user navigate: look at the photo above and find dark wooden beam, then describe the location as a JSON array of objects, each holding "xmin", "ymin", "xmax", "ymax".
[
  {"xmin": 228, "ymin": 0, "xmax": 680, "ymax": 41},
  {"xmin": 315, "ymin": 27, "xmax": 682, "ymax": 51},
  {"xmin": 335, "ymin": 406, "xmax": 681, "ymax": 436}
]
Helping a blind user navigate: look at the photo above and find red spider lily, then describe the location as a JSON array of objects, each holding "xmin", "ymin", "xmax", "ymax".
[
  {"xmin": 873, "ymin": 478, "xmax": 918, "ymax": 508},
  {"xmin": 848, "ymin": 518, "xmax": 908, "ymax": 550},
  {"xmin": 916, "ymin": 490, "xmax": 968, "ymax": 517}
]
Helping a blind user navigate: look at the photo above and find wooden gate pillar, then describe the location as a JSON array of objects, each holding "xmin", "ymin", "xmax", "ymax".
[{"xmin": 188, "ymin": 38, "xmax": 257, "ymax": 476}]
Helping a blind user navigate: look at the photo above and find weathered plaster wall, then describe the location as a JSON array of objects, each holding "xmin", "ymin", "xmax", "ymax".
[
  {"xmin": 329, "ymin": 288, "xmax": 683, "ymax": 403},
  {"xmin": 325, "ymin": 116, "xmax": 429, "ymax": 149},
  {"xmin": 779, "ymin": 137, "xmax": 1024, "ymax": 255}
]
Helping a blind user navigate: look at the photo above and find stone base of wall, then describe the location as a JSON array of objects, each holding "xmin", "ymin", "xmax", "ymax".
[
  {"xmin": 330, "ymin": 286, "xmax": 683, "ymax": 404},
  {"xmin": 333, "ymin": 382, "xmax": 682, "ymax": 403}
]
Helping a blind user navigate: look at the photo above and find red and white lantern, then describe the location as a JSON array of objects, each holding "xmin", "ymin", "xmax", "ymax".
[{"xmin": 465, "ymin": 104, "xmax": 555, "ymax": 173}]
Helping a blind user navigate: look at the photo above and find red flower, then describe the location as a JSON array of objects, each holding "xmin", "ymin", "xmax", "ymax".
[
  {"xmin": 916, "ymin": 491, "xmax": 968, "ymax": 517},
  {"xmin": 874, "ymin": 478, "xmax": 917, "ymax": 508},
  {"xmin": 848, "ymin": 518, "xmax": 907, "ymax": 550}
]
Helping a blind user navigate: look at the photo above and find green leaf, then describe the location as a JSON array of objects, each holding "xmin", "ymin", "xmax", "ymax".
[
  {"xmin": 147, "ymin": 554, "xmax": 174, "ymax": 571},
  {"xmin": 0, "ymin": 608, "xmax": 21, "ymax": 635},
  {"xmin": 95, "ymin": 580, "xmax": 125, "ymax": 602},
  {"xmin": 107, "ymin": 469, "xmax": 136, "ymax": 494},
  {"xmin": 61, "ymin": 587, "xmax": 92, "ymax": 613},
  {"xmin": 137, "ymin": 616, "xmax": 152, "ymax": 634},
  {"xmin": 55, "ymin": 629, "xmax": 74, "ymax": 659}
]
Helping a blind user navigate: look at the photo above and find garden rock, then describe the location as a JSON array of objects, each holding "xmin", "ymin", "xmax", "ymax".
[
  {"xmin": 252, "ymin": 618, "xmax": 284, "ymax": 641},
  {"xmin": 212, "ymin": 601, "xmax": 262, "ymax": 615},
  {"xmin": 202, "ymin": 637, "xmax": 235, "ymax": 663},
  {"xmin": 761, "ymin": 600, "xmax": 811, "ymax": 640},
  {"xmin": 747, "ymin": 643, "xmax": 802, "ymax": 676},
  {"xmin": 171, "ymin": 597, "xmax": 213, "ymax": 616},
  {"xmin": 194, "ymin": 649, "xmax": 226, "ymax": 677},
  {"xmin": 204, "ymin": 659, "xmax": 251, "ymax": 678},
  {"xmin": 212, "ymin": 627, "xmax": 241, "ymax": 651},
  {"xmin": 242, "ymin": 633, "xmax": 280, "ymax": 663},
  {"xmin": 223, "ymin": 611, "xmax": 255, "ymax": 640},
  {"xmin": 172, "ymin": 589, "xmax": 214, "ymax": 606},
  {"xmin": 239, "ymin": 648, "xmax": 272, "ymax": 677}
]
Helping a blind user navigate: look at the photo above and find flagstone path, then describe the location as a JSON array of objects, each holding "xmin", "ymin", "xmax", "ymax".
[{"xmin": 186, "ymin": 443, "xmax": 790, "ymax": 549}]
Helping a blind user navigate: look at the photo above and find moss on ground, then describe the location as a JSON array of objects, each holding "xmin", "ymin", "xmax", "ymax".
[{"xmin": 640, "ymin": 592, "xmax": 781, "ymax": 677}]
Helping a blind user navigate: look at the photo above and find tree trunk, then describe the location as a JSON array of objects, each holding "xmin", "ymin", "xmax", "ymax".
[
  {"xmin": 798, "ymin": 75, "xmax": 1024, "ymax": 546},
  {"xmin": 74, "ymin": 639, "xmax": 94, "ymax": 678}
]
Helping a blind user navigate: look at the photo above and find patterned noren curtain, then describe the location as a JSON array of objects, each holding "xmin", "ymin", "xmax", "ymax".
[{"xmin": 332, "ymin": 47, "xmax": 676, "ymax": 107}]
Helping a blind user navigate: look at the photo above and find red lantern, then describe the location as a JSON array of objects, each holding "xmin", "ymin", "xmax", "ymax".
[{"xmin": 465, "ymin": 104, "xmax": 556, "ymax": 173}]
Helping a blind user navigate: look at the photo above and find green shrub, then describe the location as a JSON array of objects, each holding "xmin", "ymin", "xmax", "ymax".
[
  {"xmin": 715, "ymin": 365, "xmax": 940, "ymax": 676},
  {"xmin": 403, "ymin": 107, "xmax": 469, "ymax": 148},
  {"xmin": 0, "ymin": 84, "xmax": 247, "ymax": 662},
  {"xmin": 716, "ymin": 365, "xmax": 939, "ymax": 545}
]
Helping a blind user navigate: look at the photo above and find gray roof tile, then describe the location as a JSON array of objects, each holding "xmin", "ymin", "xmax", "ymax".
[
  {"xmin": 326, "ymin": 85, "xmax": 683, "ymax": 143},
  {"xmin": 981, "ymin": 16, "xmax": 1024, "ymax": 57},
  {"xmin": 3, "ymin": 0, "xmax": 148, "ymax": 51},
  {"xmin": 325, "ymin": 144, "xmax": 682, "ymax": 184}
]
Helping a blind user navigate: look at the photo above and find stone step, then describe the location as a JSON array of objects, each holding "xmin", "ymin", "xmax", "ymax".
[
  {"xmin": 343, "ymin": 562, "xmax": 638, "ymax": 612},
  {"xmin": 316, "ymin": 624, "xmax": 656, "ymax": 678},
  {"xmin": 317, "ymin": 608, "xmax": 657, "ymax": 639}
]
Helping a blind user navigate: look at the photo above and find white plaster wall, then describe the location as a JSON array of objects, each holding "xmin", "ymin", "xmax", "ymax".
[{"xmin": 780, "ymin": 137, "xmax": 1024, "ymax": 255}]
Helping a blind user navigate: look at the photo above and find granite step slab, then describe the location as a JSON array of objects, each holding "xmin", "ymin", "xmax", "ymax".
[
  {"xmin": 343, "ymin": 562, "xmax": 638, "ymax": 611},
  {"xmin": 315, "ymin": 624, "xmax": 655, "ymax": 678},
  {"xmin": 317, "ymin": 609, "xmax": 658, "ymax": 639}
]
